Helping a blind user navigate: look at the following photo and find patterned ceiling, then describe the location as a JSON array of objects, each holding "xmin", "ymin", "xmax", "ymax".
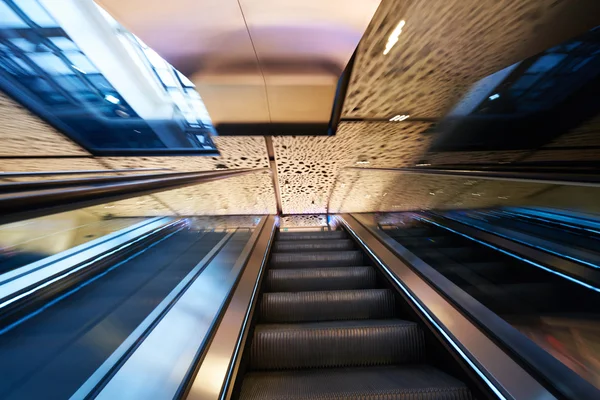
[{"xmin": 2, "ymin": 0, "xmax": 600, "ymax": 220}]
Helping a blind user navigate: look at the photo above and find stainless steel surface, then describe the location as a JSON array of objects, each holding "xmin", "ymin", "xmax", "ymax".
[
  {"xmin": 338, "ymin": 213, "xmax": 555, "ymax": 400},
  {"xmin": 185, "ymin": 215, "xmax": 276, "ymax": 400},
  {"xmin": 97, "ymin": 0, "xmax": 380, "ymax": 130},
  {"xmin": 71, "ymin": 231, "xmax": 235, "ymax": 399},
  {"xmin": 0, "ymin": 217, "xmax": 173, "ymax": 308},
  {"xmin": 95, "ymin": 219, "xmax": 266, "ymax": 400}
]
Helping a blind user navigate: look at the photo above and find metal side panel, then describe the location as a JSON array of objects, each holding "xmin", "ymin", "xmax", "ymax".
[
  {"xmin": 337, "ymin": 214, "xmax": 556, "ymax": 400},
  {"xmin": 93, "ymin": 216, "xmax": 271, "ymax": 400},
  {"xmin": 184, "ymin": 216, "xmax": 277, "ymax": 400}
]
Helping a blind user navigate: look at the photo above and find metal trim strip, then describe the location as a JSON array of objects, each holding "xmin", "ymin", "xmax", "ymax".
[{"xmin": 184, "ymin": 215, "xmax": 277, "ymax": 400}]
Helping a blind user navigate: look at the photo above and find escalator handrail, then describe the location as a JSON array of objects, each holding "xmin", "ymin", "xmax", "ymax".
[
  {"xmin": 347, "ymin": 213, "xmax": 600, "ymax": 400},
  {"xmin": 0, "ymin": 168, "xmax": 268, "ymax": 225},
  {"xmin": 426, "ymin": 212, "xmax": 600, "ymax": 290},
  {"xmin": 72, "ymin": 230, "xmax": 236, "ymax": 399},
  {"xmin": 183, "ymin": 215, "xmax": 277, "ymax": 400},
  {"xmin": 92, "ymin": 216, "xmax": 274, "ymax": 400}
]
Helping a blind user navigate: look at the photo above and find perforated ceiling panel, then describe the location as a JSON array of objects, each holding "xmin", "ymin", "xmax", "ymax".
[
  {"xmin": 273, "ymin": 121, "xmax": 432, "ymax": 214},
  {"xmin": 328, "ymin": 168, "xmax": 553, "ymax": 213},
  {"xmin": 0, "ymin": 93, "xmax": 88, "ymax": 156},
  {"xmin": 342, "ymin": 0, "xmax": 600, "ymax": 119}
]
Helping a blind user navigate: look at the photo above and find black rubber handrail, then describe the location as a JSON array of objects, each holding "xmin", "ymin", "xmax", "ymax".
[
  {"xmin": 0, "ymin": 168, "xmax": 269, "ymax": 225},
  {"xmin": 345, "ymin": 166, "xmax": 600, "ymax": 187}
]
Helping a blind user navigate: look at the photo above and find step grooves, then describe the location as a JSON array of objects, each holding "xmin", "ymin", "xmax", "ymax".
[
  {"xmin": 260, "ymin": 289, "xmax": 396, "ymax": 323},
  {"xmin": 265, "ymin": 267, "xmax": 377, "ymax": 292},
  {"xmin": 249, "ymin": 320, "xmax": 425, "ymax": 370}
]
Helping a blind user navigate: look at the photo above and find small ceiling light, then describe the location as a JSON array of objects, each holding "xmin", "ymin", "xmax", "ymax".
[
  {"xmin": 389, "ymin": 114, "xmax": 410, "ymax": 122},
  {"xmin": 489, "ymin": 93, "xmax": 500, "ymax": 100},
  {"xmin": 383, "ymin": 20, "xmax": 406, "ymax": 55},
  {"xmin": 415, "ymin": 163, "xmax": 431, "ymax": 167},
  {"xmin": 356, "ymin": 160, "xmax": 370, "ymax": 165},
  {"xmin": 104, "ymin": 94, "xmax": 120, "ymax": 104}
]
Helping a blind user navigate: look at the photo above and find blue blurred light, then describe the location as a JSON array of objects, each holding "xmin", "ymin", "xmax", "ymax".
[{"xmin": 104, "ymin": 94, "xmax": 120, "ymax": 104}]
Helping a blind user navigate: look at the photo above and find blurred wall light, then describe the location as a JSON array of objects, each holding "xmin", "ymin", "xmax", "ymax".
[
  {"xmin": 383, "ymin": 20, "xmax": 405, "ymax": 55},
  {"xmin": 389, "ymin": 114, "xmax": 410, "ymax": 121}
]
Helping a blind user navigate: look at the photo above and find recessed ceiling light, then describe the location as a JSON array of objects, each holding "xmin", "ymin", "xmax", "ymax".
[
  {"xmin": 356, "ymin": 160, "xmax": 370, "ymax": 165},
  {"xmin": 383, "ymin": 20, "xmax": 406, "ymax": 55},
  {"xmin": 389, "ymin": 114, "xmax": 410, "ymax": 122}
]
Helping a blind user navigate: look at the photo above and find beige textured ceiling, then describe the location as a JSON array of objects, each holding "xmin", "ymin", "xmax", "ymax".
[
  {"xmin": 2, "ymin": 0, "xmax": 600, "ymax": 219},
  {"xmin": 342, "ymin": 0, "xmax": 600, "ymax": 119}
]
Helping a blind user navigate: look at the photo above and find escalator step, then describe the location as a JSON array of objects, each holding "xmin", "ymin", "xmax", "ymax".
[
  {"xmin": 249, "ymin": 319, "xmax": 424, "ymax": 370},
  {"xmin": 239, "ymin": 365, "xmax": 472, "ymax": 400},
  {"xmin": 278, "ymin": 231, "xmax": 346, "ymax": 241},
  {"xmin": 272, "ymin": 239, "xmax": 354, "ymax": 252},
  {"xmin": 265, "ymin": 267, "xmax": 377, "ymax": 292},
  {"xmin": 260, "ymin": 289, "xmax": 396, "ymax": 323},
  {"xmin": 270, "ymin": 251, "xmax": 363, "ymax": 269}
]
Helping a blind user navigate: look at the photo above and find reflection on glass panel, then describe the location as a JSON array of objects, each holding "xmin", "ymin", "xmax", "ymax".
[
  {"xmin": 527, "ymin": 54, "xmax": 567, "ymax": 73},
  {"xmin": 14, "ymin": 0, "xmax": 57, "ymax": 27},
  {"xmin": 176, "ymin": 70, "xmax": 194, "ymax": 87},
  {"xmin": 27, "ymin": 52, "xmax": 73, "ymax": 74},
  {"xmin": 65, "ymin": 51, "xmax": 99, "ymax": 73},
  {"xmin": 49, "ymin": 36, "xmax": 78, "ymax": 51},
  {"xmin": 0, "ymin": 210, "xmax": 146, "ymax": 274},
  {"xmin": 0, "ymin": 0, "xmax": 217, "ymax": 155},
  {"xmin": 0, "ymin": 2, "xmax": 27, "ymax": 28},
  {"xmin": 155, "ymin": 67, "xmax": 177, "ymax": 87}
]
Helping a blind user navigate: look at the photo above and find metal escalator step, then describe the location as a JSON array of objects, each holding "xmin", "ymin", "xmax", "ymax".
[
  {"xmin": 260, "ymin": 289, "xmax": 396, "ymax": 323},
  {"xmin": 239, "ymin": 365, "xmax": 472, "ymax": 400},
  {"xmin": 265, "ymin": 267, "xmax": 377, "ymax": 292},
  {"xmin": 249, "ymin": 319, "xmax": 424, "ymax": 370},
  {"xmin": 270, "ymin": 251, "xmax": 363, "ymax": 269},
  {"xmin": 278, "ymin": 231, "xmax": 346, "ymax": 240},
  {"xmin": 273, "ymin": 239, "xmax": 354, "ymax": 252}
]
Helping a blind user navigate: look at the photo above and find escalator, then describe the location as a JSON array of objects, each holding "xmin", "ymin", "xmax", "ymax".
[
  {"xmin": 0, "ymin": 226, "xmax": 227, "ymax": 399},
  {"xmin": 382, "ymin": 218, "xmax": 600, "ymax": 390},
  {"xmin": 234, "ymin": 230, "xmax": 474, "ymax": 399}
]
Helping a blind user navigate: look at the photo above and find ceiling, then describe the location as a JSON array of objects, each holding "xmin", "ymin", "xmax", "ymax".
[
  {"xmin": 97, "ymin": 0, "xmax": 380, "ymax": 128},
  {"xmin": 2, "ymin": 0, "xmax": 600, "ymax": 218}
]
